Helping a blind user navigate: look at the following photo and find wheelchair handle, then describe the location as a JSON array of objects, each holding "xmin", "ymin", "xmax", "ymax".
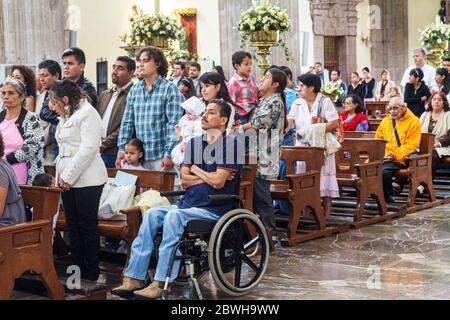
[
  {"xmin": 208, "ymin": 194, "xmax": 241, "ymax": 202},
  {"xmin": 160, "ymin": 191, "xmax": 186, "ymax": 197}
]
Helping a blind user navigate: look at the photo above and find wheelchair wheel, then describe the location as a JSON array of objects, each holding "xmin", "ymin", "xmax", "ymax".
[{"xmin": 208, "ymin": 209, "xmax": 270, "ymax": 297}]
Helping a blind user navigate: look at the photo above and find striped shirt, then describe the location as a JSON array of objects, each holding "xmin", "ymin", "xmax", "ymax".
[{"xmin": 118, "ymin": 76, "xmax": 185, "ymax": 161}]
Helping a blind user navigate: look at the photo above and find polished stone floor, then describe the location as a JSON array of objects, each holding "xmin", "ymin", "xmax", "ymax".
[
  {"xmin": 11, "ymin": 203, "xmax": 450, "ymax": 300},
  {"xmin": 216, "ymin": 203, "xmax": 450, "ymax": 300}
]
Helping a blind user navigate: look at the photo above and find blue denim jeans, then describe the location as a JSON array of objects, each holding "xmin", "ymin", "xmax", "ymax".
[{"xmin": 123, "ymin": 205, "xmax": 220, "ymax": 282}]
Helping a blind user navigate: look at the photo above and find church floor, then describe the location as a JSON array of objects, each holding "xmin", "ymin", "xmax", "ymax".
[
  {"xmin": 11, "ymin": 204, "xmax": 450, "ymax": 300},
  {"xmin": 196, "ymin": 203, "xmax": 450, "ymax": 300}
]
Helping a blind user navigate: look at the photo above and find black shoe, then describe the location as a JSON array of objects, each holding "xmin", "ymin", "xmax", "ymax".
[{"xmin": 385, "ymin": 196, "xmax": 395, "ymax": 204}]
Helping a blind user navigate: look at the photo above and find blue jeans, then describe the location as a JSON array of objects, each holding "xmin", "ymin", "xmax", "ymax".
[
  {"xmin": 123, "ymin": 205, "xmax": 220, "ymax": 282},
  {"xmin": 274, "ymin": 130, "xmax": 295, "ymax": 215},
  {"xmin": 101, "ymin": 154, "xmax": 117, "ymax": 169}
]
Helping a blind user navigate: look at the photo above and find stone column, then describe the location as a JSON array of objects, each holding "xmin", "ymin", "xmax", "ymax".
[
  {"xmin": 1, "ymin": 0, "xmax": 69, "ymax": 64},
  {"xmin": 370, "ymin": 0, "xmax": 408, "ymax": 83},
  {"xmin": 310, "ymin": 0, "xmax": 361, "ymax": 84},
  {"xmin": 219, "ymin": 0, "xmax": 301, "ymax": 81}
]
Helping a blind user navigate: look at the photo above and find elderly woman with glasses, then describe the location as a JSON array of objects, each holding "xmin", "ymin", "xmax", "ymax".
[{"xmin": 0, "ymin": 79, "xmax": 45, "ymax": 185}]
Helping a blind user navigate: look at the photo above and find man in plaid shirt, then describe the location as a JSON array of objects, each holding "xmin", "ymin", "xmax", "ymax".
[{"xmin": 116, "ymin": 47, "xmax": 185, "ymax": 171}]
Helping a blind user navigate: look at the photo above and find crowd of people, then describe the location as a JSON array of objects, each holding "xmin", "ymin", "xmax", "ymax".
[{"xmin": 0, "ymin": 44, "xmax": 450, "ymax": 299}]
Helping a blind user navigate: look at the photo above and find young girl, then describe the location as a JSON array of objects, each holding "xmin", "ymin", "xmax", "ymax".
[
  {"xmin": 171, "ymin": 97, "xmax": 206, "ymax": 166},
  {"xmin": 122, "ymin": 139, "xmax": 146, "ymax": 170}
]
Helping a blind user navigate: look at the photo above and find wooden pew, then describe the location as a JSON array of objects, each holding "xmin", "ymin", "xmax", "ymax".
[
  {"xmin": 0, "ymin": 187, "xmax": 65, "ymax": 300},
  {"xmin": 365, "ymin": 101, "xmax": 388, "ymax": 119},
  {"xmin": 53, "ymin": 167, "xmax": 176, "ymax": 264},
  {"xmin": 0, "ymin": 220, "xmax": 65, "ymax": 300},
  {"xmin": 368, "ymin": 119, "xmax": 382, "ymax": 131},
  {"xmin": 20, "ymin": 186, "xmax": 61, "ymax": 221},
  {"xmin": 240, "ymin": 159, "xmax": 257, "ymax": 213},
  {"xmin": 270, "ymin": 147, "xmax": 338, "ymax": 247},
  {"xmin": 393, "ymin": 133, "xmax": 440, "ymax": 212},
  {"xmin": 343, "ymin": 132, "xmax": 440, "ymax": 212},
  {"xmin": 335, "ymin": 138, "xmax": 398, "ymax": 228}
]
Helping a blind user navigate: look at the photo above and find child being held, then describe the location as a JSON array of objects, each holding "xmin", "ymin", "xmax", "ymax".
[
  {"xmin": 121, "ymin": 139, "xmax": 146, "ymax": 170},
  {"xmin": 171, "ymin": 97, "xmax": 206, "ymax": 166}
]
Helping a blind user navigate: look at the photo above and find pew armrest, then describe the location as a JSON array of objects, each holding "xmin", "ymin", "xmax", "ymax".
[
  {"xmin": 119, "ymin": 207, "xmax": 142, "ymax": 240},
  {"xmin": 0, "ymin": 220, "xmax": 50, "ymax": 235}
]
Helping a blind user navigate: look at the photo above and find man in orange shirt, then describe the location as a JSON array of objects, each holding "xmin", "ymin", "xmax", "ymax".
[{"xmin": 375, "ymin": 97, "xmax": 422, "ymax": 203}]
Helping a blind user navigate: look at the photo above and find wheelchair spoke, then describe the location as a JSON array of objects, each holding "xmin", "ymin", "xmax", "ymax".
[
  {"xmin": 244, "ymin": 235, "xmax": 260, "ymax": 251},
  {"xmin": 234, "ymin": 254, "xmax": 243, "ymax": 287},
  {"xmin": 242, "ymin": 254, "xmax": 259, "ymax": 272}
]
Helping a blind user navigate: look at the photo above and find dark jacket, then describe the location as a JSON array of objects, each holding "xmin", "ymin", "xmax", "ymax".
[
  {"xmin": 363, "ymin": 78, "xmax": 376, "ymax": 99},
  {"xmin": 95, "ymin": 83, "xmax": 132, "ymax": 155},
  {"xmin": 347, "ymin": 82, "xmax": 368, "ymax": 103},
  {"xmin": 39, "ymin": 73, "xmax": 98, "ymax": 145},
  {"xmin": 404, "ymin": 82, "xmax": 431, "ymax": 118}
]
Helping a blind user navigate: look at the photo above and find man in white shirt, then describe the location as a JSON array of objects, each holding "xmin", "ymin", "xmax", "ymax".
[
  {"xmin": 401, "ymin": 48, "xmax": 437, "ymax": 88},
  {"xmin": 96, "ymin": 56, "xmax": 135, "ymax": 168}
]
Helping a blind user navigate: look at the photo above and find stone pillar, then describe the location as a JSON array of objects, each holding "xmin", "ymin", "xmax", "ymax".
[
  {"xmin": 311, "ymin": 0, "xmax": 361, "ymax": 83},
  {"xmin": 370, "ymin": 0, "xmax": 408, "ymax": 83},
  {"xmin": 219, "ymin": 0, "xmax": 301, "ymax": 81},
  {"xmin": 1, "ymin": 0, "xmax": 69, "ymax": 64}
]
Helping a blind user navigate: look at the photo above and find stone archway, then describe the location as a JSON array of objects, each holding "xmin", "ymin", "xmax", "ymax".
[{"xmin": 311, "ymin": 0, "xmax": 361, "ymax": 83}]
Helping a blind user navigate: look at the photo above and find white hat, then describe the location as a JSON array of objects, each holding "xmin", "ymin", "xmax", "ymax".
[{"xmin": 181, "ymin": 96, "xmax": 206, "ymax": 116}]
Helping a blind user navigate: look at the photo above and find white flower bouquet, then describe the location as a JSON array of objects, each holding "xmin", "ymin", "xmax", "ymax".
[
  {"xmin": 420, "ymin": 22, "xmax": 450, "ymax": 49},
  {"xmin": 129, "ymin": 11, "xmax": 181, "ymax": 45},
  {"xmin": 321, "ymin": 84, "xmax": 344, "ymax": 103},
  {"xmin": 237, "ymin": 4, "xmax": 293, "ymax": 60}
]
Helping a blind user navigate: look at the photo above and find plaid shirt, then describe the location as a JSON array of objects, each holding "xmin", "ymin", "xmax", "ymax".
[
  {"xmin": 228, "ymin": 73, "xmax": 259, "ymax": 116},
  {"xmin": 118, "ymin": 77, "xmax": 185, "ymax": 161}
]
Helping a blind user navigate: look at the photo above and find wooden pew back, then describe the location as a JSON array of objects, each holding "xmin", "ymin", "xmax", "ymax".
[
  {"xmin": 336, "ymin": 138, "xmax": 386, "ymax": 176},
  {"xmin": 20, "ymin": 186, "xmax": 61, "ymax": 221},
  {"xmin": 281, "ymin": 146, "xmax": 325, "ymax": 174},
  {"xmin": 106, "ymin": 168, "xmax": 176, "ymax": 195},
  {"xmin": 365, "ymin": 101, "xmax": 388, "ymax": 119}
]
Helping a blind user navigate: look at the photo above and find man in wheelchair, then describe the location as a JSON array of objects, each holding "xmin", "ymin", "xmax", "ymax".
[{"xmin": 112, "ymin": 100, "xmax": 242, "ymax": 299}]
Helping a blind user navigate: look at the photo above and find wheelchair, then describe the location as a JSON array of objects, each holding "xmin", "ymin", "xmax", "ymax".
[{"xmin": 154, "ymin": 189, "xmax": 271, "ymax": 300}]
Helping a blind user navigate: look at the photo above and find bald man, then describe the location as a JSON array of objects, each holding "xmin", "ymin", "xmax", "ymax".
[{"xmin": 375, "ymin": 97, "xmax": 422, "ymax": 202}]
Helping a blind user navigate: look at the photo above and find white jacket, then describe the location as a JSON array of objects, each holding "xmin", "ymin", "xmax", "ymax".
[{"xmin": 55, "ymin": 100, "xmax": 108, "ymax": 188}]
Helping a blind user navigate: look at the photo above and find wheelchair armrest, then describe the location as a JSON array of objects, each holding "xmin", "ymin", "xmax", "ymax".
[
  {"xmin": 208, "ymin": 194, "xmax": 241, "ymax": 202},
  {"xmin": 160, "ymin": 190, "xmax": 186, "ymax": 197}
]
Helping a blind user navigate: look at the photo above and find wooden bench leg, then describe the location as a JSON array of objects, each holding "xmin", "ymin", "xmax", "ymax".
[
  {"xmin": 40, "ymin": 268, "xmax": 65, "ymax": 300},
  {"xmin": 286, "ymin": 199, "xmax": 301, "ymax": 241},
  {"xmin": 372, "ymin": 192, "xmax": 387, "ymax": 216},
  {"xmin": 407, "ymin": 176, "xmax": 419, "ymax": 208},
  {"xmin": 424, "ymin": 179, "xmax": 437, "ymax": 202},
  {"xmin": 0, "ymin": 273, "xmax": 14, "ymax": 300}
]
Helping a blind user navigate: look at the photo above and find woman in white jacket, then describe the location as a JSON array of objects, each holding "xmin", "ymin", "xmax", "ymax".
[{"xmin": 49, "ymin": 80, "xmax": 107, "ymax": 281}]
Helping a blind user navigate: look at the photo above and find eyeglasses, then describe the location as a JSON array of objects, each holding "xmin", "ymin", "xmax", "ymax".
[{"xmin": 386, "ymin": 105, "xmax": 403, "ymax": 111}]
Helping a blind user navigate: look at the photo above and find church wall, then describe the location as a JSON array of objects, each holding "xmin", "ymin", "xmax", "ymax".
[{"xmin": 407, "ymin": 0, "xmax": 441, "ymax": 66}]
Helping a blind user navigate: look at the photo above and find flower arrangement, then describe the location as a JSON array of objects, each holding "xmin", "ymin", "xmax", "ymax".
[
  {"xmin": 420, "ymin": 22, "xmax": 450, "ymax": 49},
  {"xmin": 168, "ymin": 49, "xmax": 199, "ymax": 62},
  {"xmin": 236, "ymin": 3, "xmax": 293, "ymax": 60},
  {"xmin": 128, "ymin": 10, "xmax": 181, "ymax": 46},
  {"xmin": 321, "ymin": 84, "xmax": 344, "ymax": 103}
]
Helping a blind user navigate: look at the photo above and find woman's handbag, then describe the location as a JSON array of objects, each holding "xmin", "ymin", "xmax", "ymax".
[
  {"xmin": 313, "ymin": 95, "xmax": 345, "ymax": 143},
  {"xmin": 98, "ymin": 179, "xmax": 136, "ymax": 221}
]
